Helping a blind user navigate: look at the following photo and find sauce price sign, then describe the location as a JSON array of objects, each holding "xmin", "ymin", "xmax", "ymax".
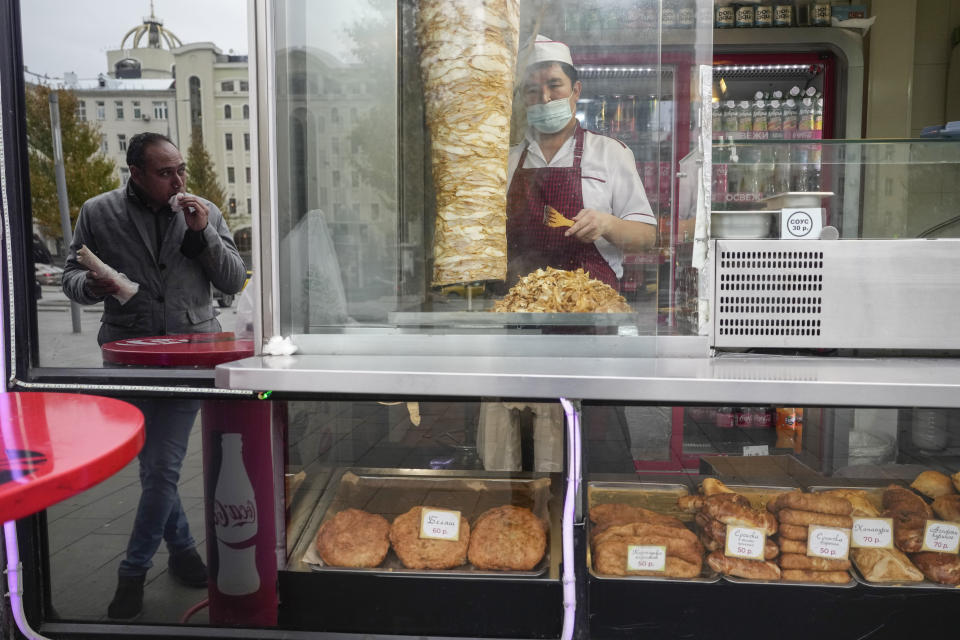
[
  {"xmin": 807, "ymin": 526, "xmax": 850, "ymax": 560},
  {"xmin": 851, "ymin": 518, "xmax": 894, "ymax": 549},
  {"xmin": 780, "ymin": 207, "xmax": 823, "ymax": 240},
  {"xmin": 920, "ymin": 521, "xmax": 960, "ymax": 554},
  {"xmin": 725, "ymin": 526, "xmax": 766, "ymax": 560},
  {"xmin": 419, "ymin": 508, "xmax": 461, "ymax": 541},
  {"xmin": 626, "ymin": 545, "xmax": 666, "ymax": 572}
]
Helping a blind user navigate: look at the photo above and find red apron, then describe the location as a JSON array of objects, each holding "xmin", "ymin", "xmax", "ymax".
[{"xmin": 505, "ymin": 125, "xmax": 618, "ymax": 288}]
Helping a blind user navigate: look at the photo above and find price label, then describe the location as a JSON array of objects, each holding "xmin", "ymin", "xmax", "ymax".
[
  {"xmin": 920, "ymin": 521, "xmax": 960, "ymax": 554},
  {"xmin": 851, "ymin": 518, "xmax": 894, "ymax": 549},
  {"xmin": 780, "ymin": 207, "xmax": 823, "ymax": 240},
  {"xmin": 626, "ymin": 545, "xmax": 667, "ymax": 572},
  {"xmin": 725, "ymin": 526, "xmax": 767, "ymax": 560},
  {"xmin": 807, "ymin": 526, "xmax": 850, "ymax": 559},
  {"xmin": 742, "ymin": 445, "xmax": 769, "ymax": 457},
  {"xmin": 419, "ymin": 508, "xmax": 461, "ymax": 541}
]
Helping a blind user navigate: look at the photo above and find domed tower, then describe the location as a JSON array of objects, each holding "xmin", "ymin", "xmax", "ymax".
[{"xmin": 107, "ymin": 1, "xmax": 182, "ymax": 79}]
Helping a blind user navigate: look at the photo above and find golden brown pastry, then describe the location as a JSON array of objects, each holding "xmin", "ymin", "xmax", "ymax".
[
  {"xmin": 952, "ymin": 471, "xmax": 960, "ymax": 494},
  {"xmin": 590, "ymin": 503, "xmax": 686, "ymax": 536},
  {"xmin": 698, "ymin": 531, "xmax": 721, "ymax": 552},
  {"xmin": 931, "ymin": 495, "xmax": 960, "ymax": 523},
  {"xmin": 778, "ymin": 537, "xmax": 808, "ymax": 555},
  {"xmin": 701, "ymin": 477, "xmax": 737, "ymax": 496},
  {"xmin": 777, "ymin": 508, "xmax": 853, "ymax": 529},
  {"xmin": 883, "ymin": 485, "xmax": 933, "ymax": 553},
  {"xmin": 593, "ymin": 542, "xmax": 702, "ymax": 578},
  {"xmin": 850, "ymin": 547, "xmax": 924, "ymax": 583},
  {"xmin": 778, "ymin": 523, "xmax": 809, "ymax": 541},
  {"xmin": 706, "ymin": 550, "xmax": 781, "ymax": 580},
  {"xmin": 820, "ymin": 489, "xmax": 880, "ymax": 517},
  {"xmin": 909, "ymin": 552, "xmax": 960, "ymax": 585},
  {"xmin": 315, "ymin": 508, "xmax": 390, "ymax": 568},
  {"xmin": 702, "ymin": 494, "xmax": 778, "ymax": 535},
  {"xmin": 779, "ymin": 553, "xmax": 851, "ymax": 571},
  {"xmin": 910, "ymin": 471, "xmax": 956, "ymax": 499},
  {"xmin": 389, "ymin": 506, "xmax": 470, "ymax": 569},
  {"xmin": 767, "ymin": 491, "xmax": 853, "ymax": 516},
  {"xmin": 694, "ymin": 513, "xmax": 777, "ymax": 559},
  {"xmin": 781, "ymin": 569, "xmax": 851, "ymax": 584},
  {"xmin": 467, "ymin": 505, "xmax": 547, "ymax": 571},
  {"xmin": 592, "ymin": 522, "xmax": 703, "ymax": 566}
]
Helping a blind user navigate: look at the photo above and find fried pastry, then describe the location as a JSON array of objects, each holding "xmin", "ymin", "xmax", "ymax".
[
  {"xmin": 910, "ymin": 470, "xmax": 955, "ymax": 499},
  {"xmin": 389, "ymin": 505, "xmax": 470, "ymax": 569},
  {"xmin": 315, "ymin": 508, "xmax": 390, "ymax": 568},
  {"xmin": 931, "ymin": 494, "xmax": 960, "ymax": 522},
  {"xmin": 910, "ymin": 552, "xmax": 960, "ymax": 585},
  {"xmin": 593, "ymin": 542, "xmax": 702, "ymax": 578},
  {"xmin": 467, "ymin": 505, "xmax": 547, "ymax": 571},
  {"xmin": 851, "ymin": 547, "xmax": 923, "ymax": 583}
]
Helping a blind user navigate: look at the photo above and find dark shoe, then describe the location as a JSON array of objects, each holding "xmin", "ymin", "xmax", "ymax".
[
  {"xmin": 107, "ymin": 574, "xmax": 145, "ymax": 620},
  {"xmin": 168, "ymin": 548, "xmax": 208, "ymax": 588}
]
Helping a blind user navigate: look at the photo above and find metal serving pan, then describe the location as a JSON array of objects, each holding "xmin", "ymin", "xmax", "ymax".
[
  {"xmin": 807, "ymin": 485, "xmax": 959, "ymax": 590},
  {"xmin": 295, "ymin": 468, "xmax": 557, "ymax": 578},
  {"xmin": 586, "ymin": 481, "xmax": 720, "ymax": 584}
]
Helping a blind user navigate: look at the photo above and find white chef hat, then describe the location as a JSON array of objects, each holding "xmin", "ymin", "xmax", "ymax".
[{"xmin": 524, "ymin": 34, "xmax": 573, "ymax": 68}]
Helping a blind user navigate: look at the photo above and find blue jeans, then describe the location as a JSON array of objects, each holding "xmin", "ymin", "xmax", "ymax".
[{"xmin": 119, "ymin": 398, "xmax": 201, "ymax": 577}]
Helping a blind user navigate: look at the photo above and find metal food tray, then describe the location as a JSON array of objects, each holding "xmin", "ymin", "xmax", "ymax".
[
  {"xmin": 711, "ymin": 484, "xmax": 856, "ymax": 588},
  {"xmin": 807, "ymin": 485, "xmax": 960, "ymax": 590},
  {"xmin": 586, "ymin": 482, "xmax": 720, "ymax": 584},
  {"xmin": 388, "ymin": 311, "xmax": 638, "ymax": 328},
  {"xmin": 295, "ymin": 468, "xmax": 555, "ymax": 578}
]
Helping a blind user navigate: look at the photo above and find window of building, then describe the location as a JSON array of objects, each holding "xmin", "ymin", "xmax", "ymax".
[
  {"xmin": 331, "ymin": 138, "xmax": 339, "ymax": 156},
  {"xmin": 100, "ymin": 134, "xmax": 108, "ymax": 153},
  {"xmin": 132, "ymin": 101, "xmax": 141, "ymax": 119},
  {"xmin": 352, "ymin": 172, "xmax": 359, "ymax": 188},
  {"xmin": 245, "ymin": 167, "xmax": 251, "ymax": 183},
  {"xmin": 332, "ymin": 170, "xmax": 341, "ymax": 187},
  {"xmin": 222, "ymin": 80, "xmax": 235, "ymax": 92},
  {"xmin": 118, "ymin": 134, "xmax": 127, "ymax": 151},
  {"xmin": 153, "ymin": 101, "xmax": 168, "ymax": 119},
  {"xmin": 115, "ymin": 100, "xmax": 124, "ymax": 120},
  {"xmin": 246, "ymin": 198, "xmax": 251, "ymax": 213},
  {"xmin": 96, "ymin": 101, "xmax": 105, "ymax": 120},
  {"xmin": 240, "ymin": 80, "xmax": 249, "ymax": 92},
  {"xmin": 189, "ymin": 76, "xmax": 201, "ymax": 128},
  {"xmin": 229, "ymin": 198, "xmax": 237, "ymax": 214},
  {"xmin": 115, "ymin": 58, "xmax": 142, "ymax": 79},
  {"xmin": 225, "ymin": 133, "xmax": 233, "ymax": 151},
  {"xmin": 76, "ymin": 101, "xmax": 86, "ymax": 121},
  {"xmin": 225, "ymin": 104, "xmax": 232, "ymax": 119},
  {"xmin": 331, "ymin": 107, "xmax": 340, "ymax": 124},
  {"xmin": 320, "ymin": 187, "xmax": 328, "ymax": 207},
  {"xmin": 243, "ymin": 133, "xmax": 250, "ymax": 151},
  {"xmin": 227, "ymin": 167, "xmax": 235, "ymax": 183},
  {"xmin": 371, "ymin": 203, "xmax": 380, "ymax": 220},
  {"xmin": 243, "ymin": 104, "xmax": 249, "ymax": 119},
  {"xmin": 120, "ymin": 167, "xmax": 130, "ymax": 181}
]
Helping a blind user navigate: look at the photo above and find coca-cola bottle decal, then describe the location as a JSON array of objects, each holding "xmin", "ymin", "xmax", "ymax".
[{"xmin": 214, "ymin": 432, "xmax": 260, "ymax": 596}]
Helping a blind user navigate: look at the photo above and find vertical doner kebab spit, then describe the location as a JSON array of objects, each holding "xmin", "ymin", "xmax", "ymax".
[{"xmin": 417, "ymin": 0, "xmax": 519, "ymax": 286}]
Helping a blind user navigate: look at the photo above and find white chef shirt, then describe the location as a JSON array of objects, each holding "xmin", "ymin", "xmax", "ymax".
[{"xmin": 507, "ymin": 127, "xmax": 656, "ymax": 278}]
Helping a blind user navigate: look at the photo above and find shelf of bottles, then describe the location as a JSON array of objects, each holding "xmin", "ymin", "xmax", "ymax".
[{"xmin": 711, "ymin": 67, "xmax": 825, "ymax": 210}]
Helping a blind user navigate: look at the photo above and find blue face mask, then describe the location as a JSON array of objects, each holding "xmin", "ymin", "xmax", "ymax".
[{"xmin": 527, "ymin": 97, "xmax": 573, "ymax": 134}]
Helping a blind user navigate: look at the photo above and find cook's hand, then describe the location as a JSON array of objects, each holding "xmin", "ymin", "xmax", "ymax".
[
  {"xmin": 84, "ymin": 271, "xmax": 120, "ymax": 298},
  {"xmin": 565, "ymin": 208, "xmax": 615, "ymax": 244},
  {"xmin": 176, "ymin": 194, "xmax": 209, "ymax": 231}
]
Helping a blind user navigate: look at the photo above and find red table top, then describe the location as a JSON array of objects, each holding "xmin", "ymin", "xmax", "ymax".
[
  {"xmin": 0, "ymin": 392, "xmax": 145, "ymax": 523},
  {"xmin": 101, "ymin": 332, "xmax": 255, "ymax": 368}
]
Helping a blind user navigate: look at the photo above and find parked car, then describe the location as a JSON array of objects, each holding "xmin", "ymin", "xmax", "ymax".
[{"xmin": 34, "ymin": 263, "xmax": 64, "ymax": 286}]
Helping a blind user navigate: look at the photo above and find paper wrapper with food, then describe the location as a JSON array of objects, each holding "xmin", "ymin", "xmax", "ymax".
[
  {"xmin": 76, "ymin": 245, "xmax": 140, "ymax": 304},
  {"xmin": 417, "ymin": 0, "xmax": 519, "ymax": 286}
]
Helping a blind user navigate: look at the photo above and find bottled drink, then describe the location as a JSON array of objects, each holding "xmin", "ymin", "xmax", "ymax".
[
  {"xmin": 712, "ymin": 101, "xmax": 723, "ymax": 140},
  {"xmin": 595, "ymin": 95, "xmax": 609, "ymax": 133},
  {"xmin": 623, "ymin": 95, "xmax": 637, "ymax": 136},
  {"xmin": 790, "ymin": 145, "xmax": 812, "ymax": 191},
  {"xmin": 723, "ymin": 99, "xmax": 739, "ymax": 138},
  {"xmin": 755, "ymin": 5, "xmax": 773, "ymax": 27},
  {"xmin": 716, "ymin": 407, "xmax": 736, "ymax": 428},
  {"xmin": 814, "ymin": 96, "xmax": 824, "ymax": 137},
  {"xmin": 775, "ymin": 407, "xmax": 797, "ymax": 448},
  {"xmin": 611, "ymin": 95, "xmax": 623, "ymax": 135},
  {"xmin": 214, "ymin": 433, "xmax": 260, "ymax": 596},
  {"xmin": 716, "ymin": 1, "xmax": 735, "ymax": 28},
  {"xmin": 752, "ymin": 98, "xmax": 768, "ymax": 138},
  {"xmin": 788, "ymin": 85, "xmax": 801, "ymax": 99},
  {"xmin": 735, "ymin": 407, "xmax": 755, "ymax": 428},
  {"xmin": 798, "ymin": 97, "xmax": 815, "ymax": 135},
  {"xmin": 737, "ymin": 100, "xmax": 753, "ymax": 138},
  {"xmin": 782, "ymin": 98, "xmax": 799, "ymax": 138},
  {"xmin": 774, "ymin": 4, "xmax": 793, "ymax": 26},
  {"xmin": 772, "ymin": 143, "xmax": 791, "ymax": 195},
  {"xmin": 735, "ymin": 4, "xmax": 755, "ymax": 27},
  {"xmin": 752, "ymin": 407, "xmax": 773, "ymax": 428},
  {"xmin": 767, "ymin": 99, "xmax": 784, "ymax": 139},
  {"xmin": 758, "ymin": 145, "xmax": 777, "ymax": 197},
  {"xmin": 645, "ymin": 94, "xmax": 659, "ymax": 134}
]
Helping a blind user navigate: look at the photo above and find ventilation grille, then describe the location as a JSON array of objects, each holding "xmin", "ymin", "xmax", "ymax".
[{"xmin": 717, "ymin": 249, "xmax": 824, "ymax": 339}]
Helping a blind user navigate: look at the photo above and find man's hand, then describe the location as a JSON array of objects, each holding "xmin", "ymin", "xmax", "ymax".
[
  {"xmin": 176, "ymin": 194, "xmax": 209, "ymax": 231},
  {"xmin": 84, "ymin": 271, "xmax": 120, "ymax": 298},
  {"xmin": 565, "ymin": 208, "xmax": 615, "ymax": 244}
]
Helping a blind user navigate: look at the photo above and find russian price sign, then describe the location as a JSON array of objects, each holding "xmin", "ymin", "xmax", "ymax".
[
  {"xmin": 851, "ymin": 518, "xmax": 894, "ymax": 549},
  {"xmin": 419, "ymin": 508, "xmax": 461, "ymax": 541},
  {"xmin": 725, "ymin": 526, "xmax": 766, "ymax": 560},
  {"xmin": 626, "ymin": 545, "xmax": 667, "ymax": 572},
  {"xmin": 920, "ymin": 521, "xmax": 960, "ymax": 554},
  {"xmin": 807, "ymin": 526, "xmax": 850, "ymax": 559}
]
